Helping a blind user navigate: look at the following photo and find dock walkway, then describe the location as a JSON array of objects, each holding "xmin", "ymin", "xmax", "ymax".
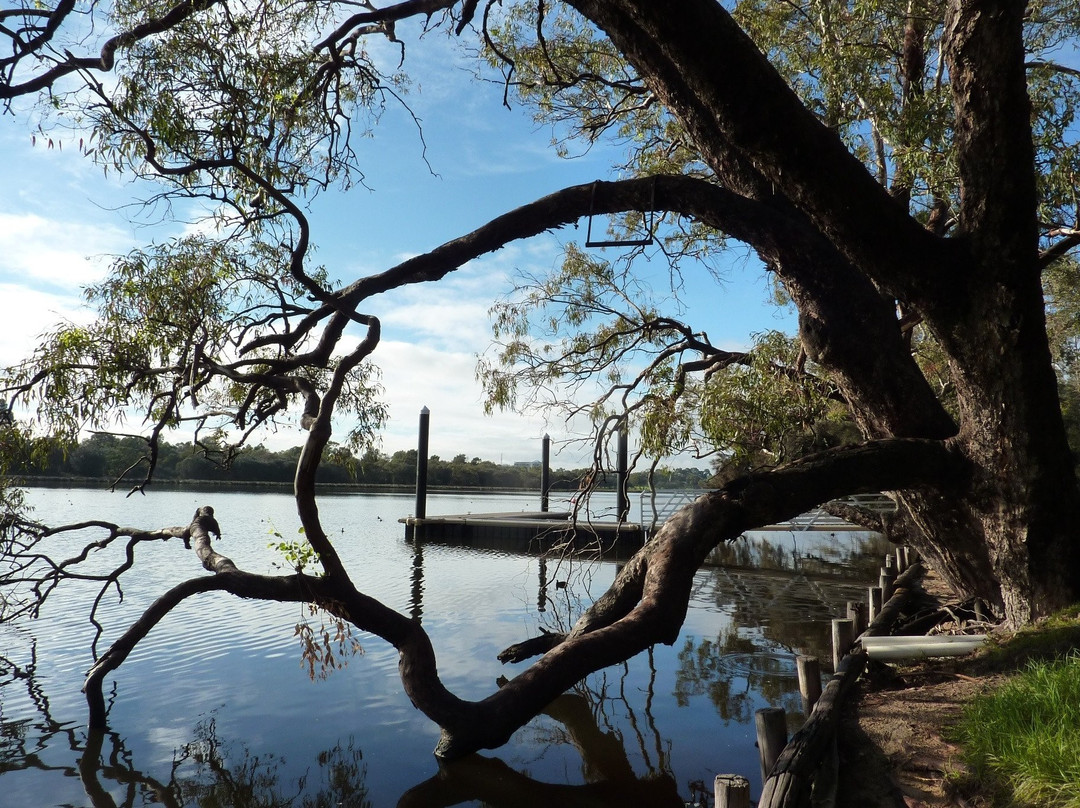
[{"xmin": 401, "ymin": 510, "xmax": 646, "ymax": 549}]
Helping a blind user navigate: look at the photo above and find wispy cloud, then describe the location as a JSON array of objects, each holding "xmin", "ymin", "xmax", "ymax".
[
  {"xmin": 0, "ymin": 212, "xmax": 126, "ymax": 289},
  {"xmin": 0, "ymin": 283, "xmax": 93, "ymax": 368}
]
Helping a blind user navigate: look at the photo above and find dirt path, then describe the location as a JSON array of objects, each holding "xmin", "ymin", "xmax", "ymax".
[
  {"xmin": 836, "ymin": 661, "xmax": 1000, "ymax": 807},
  {"xmin": 835, "ymin": 572, "xmax": 1000, "ymax": 808}
]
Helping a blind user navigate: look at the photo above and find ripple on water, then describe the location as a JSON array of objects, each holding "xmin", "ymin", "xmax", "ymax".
[
  {"xmin": 716, "ymin": 651, "xmax": 800, "ymax": 679},
  {"xmin": 7, "ymin": 487, "xmax": 887, "ymax": 808}
]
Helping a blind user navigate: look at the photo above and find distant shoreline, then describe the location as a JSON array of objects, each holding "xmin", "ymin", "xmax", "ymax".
[{"xmin": 14, "ymin": 476, "xmax": 613, "ymax": 495}]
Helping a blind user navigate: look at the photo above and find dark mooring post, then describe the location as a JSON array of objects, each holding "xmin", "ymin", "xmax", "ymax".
[
  {"xmin": 617, "ymin": 427, "xmax": 630, "ymax": 521},
  {"xmin": 541, "ymin": 433, "xmax": 551, "ymax": 513},
  {"xmin": 415, "ymin": 406, "xmax": 430, "ymax": 520}
]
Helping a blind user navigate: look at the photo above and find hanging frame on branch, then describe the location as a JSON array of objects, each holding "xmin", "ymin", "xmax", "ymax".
[{"xmin": 585, "ymin": 179, "xmax": 656, "ymax": 248}]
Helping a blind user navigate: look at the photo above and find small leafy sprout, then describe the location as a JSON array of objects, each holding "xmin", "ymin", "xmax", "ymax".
[{"xmin": 267, "ymin": 524, "xmax": 318, "ymax": 573}]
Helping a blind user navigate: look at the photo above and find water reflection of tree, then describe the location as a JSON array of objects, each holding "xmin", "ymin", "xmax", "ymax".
[
  {"xmin": 702, "ymin": 563, "xmax": 872, "ymax": 661},
  {"xmin": 402, "ymin": 660, "xmax": 683, "ymax": 808},
  {"xmin": 171, "ymin": 720, "xmax": 371, "ymax": 808},
  {"xmin": 498, "ymin": 560, "xmax": 732, "ymax": 807},
  {"xmin": 3, "ymin": 640, "xmax": 684, "ymax": 808},
  {"xmin": 708, "ymin": 531, "xmax": 890, "ymax": 580},
  {"xmin": 399, "ymin": 753, "xmax": 682, "ymax": 808},
  {"xmin": 1, "ymin": 642, "xmax": 89, "ymax": 779},
  {"xmin": 1, "ymin": 646, "xmax": 373, "ymax": 808},
  {"xmin": 1, "ymin": 647, "xmax": 179, "ymax": 806},
  {"xmin": 79, "ymin": 728, "xmax": 181, "ymax": 808},
  {"xmin": 528, "ymin": 654, "xmax": 672, "ymax": 783},
  {"xmin": 80, "ymin": 721, "xmax": 374, "ymax": 808},
  {"xmin": 673, "ymin": 629, "xmax": 803, "ymax": 723},
  {"xmin": 674, "ymin": 553, "xmax": 881, "ymax": 723}
]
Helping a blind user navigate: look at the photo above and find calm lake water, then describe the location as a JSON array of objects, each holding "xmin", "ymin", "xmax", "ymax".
[{"xmin": 0, "ymin": 486, "xmax": 888, "ymax": 807}]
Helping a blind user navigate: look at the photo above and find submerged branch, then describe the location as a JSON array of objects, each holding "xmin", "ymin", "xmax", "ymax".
[
  {"xmin": 82, "ymin": 506, "xmax": 316, "ymax": 728},
  {"xmin": 428, "ymin": 438, "xmax": 966, "ymax": 757}
]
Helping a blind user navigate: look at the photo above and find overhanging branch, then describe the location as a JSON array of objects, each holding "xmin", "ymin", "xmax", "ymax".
[
  {"xmin": 429, "ymin": 438, "xmax": 966, "ymax": 757},
  {"xmin": 293, "ymin": 174, "xmax": 816, "ymax": 328},
  {"xmin": 1, "ymin": 0, "xmax": 225, "ymax": 100},
  {"xmin": 82, "ymin": 507, "xmax": 317, "ymax": 728}
]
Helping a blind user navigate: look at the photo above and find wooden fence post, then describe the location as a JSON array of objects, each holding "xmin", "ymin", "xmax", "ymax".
[
  {"xmin": 869, "ymin": 586, "xmax": 884, "ymax": 623},
  {"xmin": 714, "ymin": 774, "xmax": 750, "ymax": 808},
  {"xmin": 797, "ymin": 655, "xmax": 822, "ymax": 715},
  {"xmin": 832, "ymin": 618, "xmax": 855, "ymax": 672},
  {"xmin": 755, "ymin": 707, "xmax": 788, "ymax": 783},
  {"xmin": 879, "ymin": 566, "xmax": 897, "ymax": 600},
  {"xmin": 847, "ymin": 600, "xmax": 866, "ymax": 635}
]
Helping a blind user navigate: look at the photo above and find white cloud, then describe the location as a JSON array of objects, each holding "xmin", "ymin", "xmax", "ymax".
[
  {"xmin": 335, "ymin": 335, "xmax": 559, "ymax": 465},
  {"xmin": 0, "ymin": 212, "xmax": 127, "ymax": 288},
  {"xmin": 0, "ymin": 283, "xmax": 93, "ymax": 367}
]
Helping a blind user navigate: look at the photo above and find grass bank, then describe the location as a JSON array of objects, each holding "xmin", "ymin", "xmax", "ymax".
[{"xmin": 951, "ymin": 607, "xmax": 1080, "ymax": 807}]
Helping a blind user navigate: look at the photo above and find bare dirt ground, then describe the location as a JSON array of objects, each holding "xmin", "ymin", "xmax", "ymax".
[{"xmin": 836, "ymin": 660, "xmax": 1001, "ymax": 807}]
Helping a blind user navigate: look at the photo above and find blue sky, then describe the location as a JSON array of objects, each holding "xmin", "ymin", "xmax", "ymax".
[{"xmin": 0, "ymin": 25, "xmax": 793, "ymax": 468}]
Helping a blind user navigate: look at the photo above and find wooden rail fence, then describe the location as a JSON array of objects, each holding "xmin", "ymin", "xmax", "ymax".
[{"xmin": 714, "ymin": 548, "xmax": 930, "ymax": 808}]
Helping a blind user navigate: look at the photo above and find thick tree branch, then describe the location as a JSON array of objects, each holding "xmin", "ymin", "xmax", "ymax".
[
  {"xmin": 293, "ymin": 314, "xmax": 381, "ymax": 582},
  {"xmin": 1026, "ymin": 59, "xmax": 1080, "ymax": 79},
  {"xmin": 563, "ymin": 0, "xmax": 953, "ymax": 293},
  {"xmin": 306, "ymin": 175, "xmax": 883, "ymax": 312},
  {"xmin": 431, "ymin": 438, "xmax": 966, "ymax": 758},
  {"xmin": 312, "ymin": 173, "xmax": 951, "ymax": 439},
  {"xmin": 83, "ymin": 507, "xmax": 320, "ymax": 728},
  {"xmin": 315, "ymin": 0, "xmax": 458, "ymax": 51},
  {"xmin": 1040, "ymin": 231, "xmax": 1080, "ymax": 269},
  {"xmin": 820, "ymin": 500, "xmax": 885, "ymax": 533}
]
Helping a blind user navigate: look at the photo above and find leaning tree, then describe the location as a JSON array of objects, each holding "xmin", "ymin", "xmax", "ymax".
[{"xmin": 2, "ymin": 0, "xmax": 1080, "ymax": 759}]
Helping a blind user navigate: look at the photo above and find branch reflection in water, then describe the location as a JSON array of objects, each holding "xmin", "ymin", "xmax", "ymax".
[
  {"xmin": 80, "ymin": 720, "xmax": 371, "ymax": 808},
  {"xmin": 2, "ymin": 488, "xmax": 889, "ymax": 806},
  {"xmin": 403, "ymin": 665, "xmax": 683, "ymax": 808},
  {"xmin": 10, "ymin": 651, "xmax": 685, "ymax": 807}
]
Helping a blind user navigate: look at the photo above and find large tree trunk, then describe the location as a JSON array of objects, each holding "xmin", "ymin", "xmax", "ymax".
[
  {"xmin": 923, "ymin": 268, "xmax": 1080, "ymax": 622},
  {"xmin": 926, "ymin": 0, "xmax": 1080, "ymax": 622},
  {"xmin": 566, "ymin": 0, "xmax": 1080, "ymax": 624}
]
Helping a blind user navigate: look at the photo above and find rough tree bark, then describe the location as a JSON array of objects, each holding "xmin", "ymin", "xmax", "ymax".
[
  {"xmin": 559, "ymin": 0, "xmax": 1080, "ymax": 624},
  {"xmin": 5, "ymin": 0, "xmax": 1079, "ymax": 767}
]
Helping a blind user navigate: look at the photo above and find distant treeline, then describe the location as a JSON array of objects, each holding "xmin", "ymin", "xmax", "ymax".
[{"xmin": 16, "ymin": 433, "xmax": 711, "ymax": 491}]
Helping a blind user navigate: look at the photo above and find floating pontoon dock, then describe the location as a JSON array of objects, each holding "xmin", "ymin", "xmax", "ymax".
[
  {"xmin": 400, "ymin": 409, "xmax": 895, "ymax": 548},
  {"xmin": 401, "ymin": 510, "xmax": 646, "ymax": 549}
]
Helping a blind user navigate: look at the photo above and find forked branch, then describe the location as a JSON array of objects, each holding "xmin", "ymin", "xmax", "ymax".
[{"xmin": 73, "ymin": 437, "xmax": 964, "ymax": 759}]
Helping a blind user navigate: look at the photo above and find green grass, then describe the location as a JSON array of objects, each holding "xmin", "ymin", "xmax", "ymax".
[
  {"xmin": 953, "ymin": 652, "xmax": 1080, "ymax": 807},
  {"xmin": 971, "ymin": 605, "xmax": 1080, "ymax": 674}
]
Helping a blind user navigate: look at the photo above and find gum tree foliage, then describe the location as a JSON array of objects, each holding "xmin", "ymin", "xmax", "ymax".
[{"xmin": 1, "ymin": 0, "xmax": 1080, "ymax": 762}]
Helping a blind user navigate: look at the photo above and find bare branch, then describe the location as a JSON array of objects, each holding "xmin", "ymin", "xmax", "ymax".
[
  {"xmin": 1040, "ymin": 231, "xmax": 1080, "ymax": 270},
  {"xmin": 1, "ymin": 0, "xmax": 225, "ymax": 100},
  {"xmin": 315, "ymin": 0, "xmax": 459, "ymax": 52},
  {"xmin": 1027, "ymin": 59, "xmax": 1080, "ymax": 79}
]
